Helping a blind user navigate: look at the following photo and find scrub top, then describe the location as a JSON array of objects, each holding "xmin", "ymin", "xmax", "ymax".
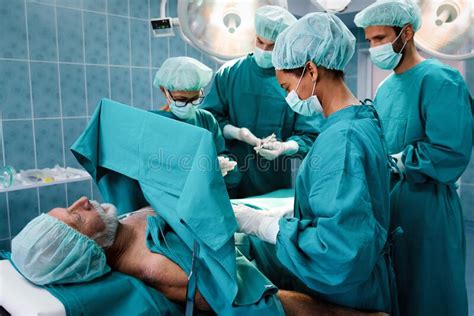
[
  {"xmin": 201, "ymin": 54, "xmax": 321, "ymax": 198},
  {"xmin": 276, "ymin": 105, "xmax": 395, "ymax": 313},
  {"xmin": 374, "ymin": 58, "xmax": 472, "ymax": 316}
]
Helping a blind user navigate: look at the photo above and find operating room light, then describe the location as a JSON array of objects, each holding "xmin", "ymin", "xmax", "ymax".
[
  {"xmin": 177, "ymin": 0, "xmax": 288, "ymax": 62},
  {"xmin": 415, "ymin": 0, "xmax": 473, "ymax": 60}
]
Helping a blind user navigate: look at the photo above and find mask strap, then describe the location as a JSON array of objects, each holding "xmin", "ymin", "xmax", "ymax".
[
  {"xmin": 393, "ymin": 25, "xmax": 408, "ymax": 53},
  {"xmin": 310, "ymin": 80, "xmax": 316, "ymax": 97},
  {"xmin": 295, "ymin": 63, "xmax": 308, "ymax": 92}
]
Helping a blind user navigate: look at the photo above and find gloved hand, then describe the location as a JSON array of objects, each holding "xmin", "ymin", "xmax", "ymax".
[
  {"xmin": 391, "ymin": 152, "xmax": 405, "ymax": 173},
  {"xmin": 218, "ymin": 156, "xmax": 237, "ymax": 177},
  {"xmin": 254, "ymin": 140, "xmax": 299, "ymax": 161},
  {"xmin": 232, "ymin": 204, "xmax": 280, "ymax": 244},
  {"xmin": 223, "ymin": 125, "xmax": 261, "ymax": 147}
]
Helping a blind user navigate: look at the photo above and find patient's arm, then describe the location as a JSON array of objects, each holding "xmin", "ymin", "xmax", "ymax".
[
  {"xmin": 278, "ymin": 290, "xmax": 388, "ymax": 316},
  {"xmin": 140, "ymin": 253, "xmax": 210, "ymax": 311}
]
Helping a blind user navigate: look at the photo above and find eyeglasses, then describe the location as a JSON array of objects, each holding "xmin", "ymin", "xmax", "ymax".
[{"xmin": 167, "ymin": 89, "xmax": 205, "ymax": 107}]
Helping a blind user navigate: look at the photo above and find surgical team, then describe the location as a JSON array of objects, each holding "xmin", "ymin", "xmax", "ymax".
[{"xmin": 10, "ymin": 0, "xmax": 472, "ymax": 315}]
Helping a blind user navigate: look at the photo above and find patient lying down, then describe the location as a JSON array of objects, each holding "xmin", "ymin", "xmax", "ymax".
[{"xmin": 11, "ymin": 197, "xmax": 386, "ymax": 316}]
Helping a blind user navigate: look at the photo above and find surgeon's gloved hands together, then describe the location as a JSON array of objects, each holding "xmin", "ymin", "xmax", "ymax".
[
  {"xmin": 223, "ymin": 125, "xmax": 261, "ymax": 147},
  {"xmin": 254, "ymin": 136, "xmax": 299, "ymax": 161},
  {"xmin": 218, "ymin": 156, "xmax": 237, "ymax": 177},
  {"xmin": 391, "ymin": 151, "xmax": 405, "ymax": 173},
  {"xmin": 232, "ymin": 204, "xmax": 293, "ymax": 244}
]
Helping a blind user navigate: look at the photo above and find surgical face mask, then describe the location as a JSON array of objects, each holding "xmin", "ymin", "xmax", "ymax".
[
  {"xmin": 90, "ymin": 201, "xmax": 118, "ymax": 248},
  {"xmin": 254, "ymin": 47, "xmax": 274, "ymax": 68},
  {"xmin": 369, "ymin": 27, "xmax": 408, "ymax": 70},
  {"xmin": 285, "ymin": 66, "xmax": 323, "ymax": 117},
  {"xmin": 165, "ymin": 90, "xmax": 198, "ymax": 120}
]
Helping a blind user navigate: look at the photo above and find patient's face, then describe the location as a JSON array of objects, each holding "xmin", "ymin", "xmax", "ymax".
[{"xmin": 49, "ymin": 197, "xmax": 118, "ymax": 247}]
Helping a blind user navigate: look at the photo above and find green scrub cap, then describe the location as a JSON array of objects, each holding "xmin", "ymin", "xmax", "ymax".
[
  {"xmin": 11, "ymin": 213, "xmax": 110, "ymax": 285},
  {"xmin": 255, "ymin": 5, "xmax": 297, "ymax": 42},
  {"xmin": 272, "ymin": 12, "xmax": 355, "ymax": 71},
  {"xmin": 354, "ymin": 0, "xmax": 422, "ymax": 31},
  {"xmin": 153, "ymin": 57, "xmax": 213, "ymax": 91}
]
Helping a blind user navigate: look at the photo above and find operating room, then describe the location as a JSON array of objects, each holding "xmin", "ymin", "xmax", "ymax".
[{"xmin": 0, "ymin": 0, "xmax": 473, "ymax": 315}]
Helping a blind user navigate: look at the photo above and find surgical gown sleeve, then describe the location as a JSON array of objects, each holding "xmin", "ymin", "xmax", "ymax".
[
  {"xmin": 276, "ymin": 169, "xmax": 387, "ymax": 294},
  {"xmin": 402, "ymin": 73, "xmax": 472, "ymax": 184},
  {"xmin": 201, "ymin": 67, "xmax": 231, "ymax": 130},
  {"xmin": 285, "ymin": 113, "xmax": 322, "ymax": 156},
  {"xmin": 210, "ymin": 112, "xmax": 242, "ymax": 188}
]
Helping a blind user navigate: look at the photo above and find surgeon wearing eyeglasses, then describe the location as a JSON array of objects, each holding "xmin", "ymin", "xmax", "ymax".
[{"xmin": 152, "ymin": 57, "xmax": 241, "ymax": 189}]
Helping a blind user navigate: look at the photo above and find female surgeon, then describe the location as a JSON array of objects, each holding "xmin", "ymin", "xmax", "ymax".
[
  {"xmin": 233, "ymin": 13, "xmax": 398, "ymax": 314},
  {"xmin": 152, "ymin": 56, "xmax": 241, "ymax": 189}
]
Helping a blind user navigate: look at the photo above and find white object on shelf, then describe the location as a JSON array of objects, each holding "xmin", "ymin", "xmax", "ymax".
[{"xmin": 0, "ymin": 166, "xmax": 92, "ymax": 193}]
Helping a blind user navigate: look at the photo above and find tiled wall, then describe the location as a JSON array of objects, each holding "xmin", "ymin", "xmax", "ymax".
[{"xmin": 0, "ymin": 0, "xmax": 219, "ymax": 251}]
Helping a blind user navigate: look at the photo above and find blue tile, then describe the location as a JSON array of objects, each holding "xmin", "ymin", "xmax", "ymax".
[
  {"xmin": 66, "ymin": 180, "xmax": 92, "ymax": 205},
  {"xmin": 31, "ymin": 62, "xmax": 60, "ymax": 118},
  {"xmin": 56, "ymin": 0, "xmax": 82, "ymax": 9},
  {"xmin": 151, "ymin": 37, "xmax": 168, "ymax": 67},
  {"xmin": 130, "ymin": 0, "xmax": 148, "ymax": 18},
  {"xmin": 0, "ymin": 193, "xmax": 9, "ymax": 239},
  {"xmin": 152, "ymin": 75, "xmax": 167, "ymax": 110},
  {"xmin": 83, "ymin": 0, "xmax": 105, "ymax": 12},
  {"xmin": 3, "ymin": 120, "xmax": 35, "ymax": 171},
  {"xmin": 108, "ymin": 0, "xmax": 128, "ymax": 16},
  {"xmin": 461, "ymin": 184, "xmax": 474, "ymax": 222},
  {"xmin": 34, "ymin": 119, "xmax": 64, "ymax": 169},
  {"xmin": 8, "ymin": 189, "xmax": 39, "ymax": 236},
  {"xmin": 27, "ymin": 2, "xmax": 57, "ymax": 61},
  {"xmin": 0, "ymin": 60, "xmax": 31, "ymax": 119},
  {"xmin": 0, "ymin": 239, "xmax": 11, "ymax": 252},
  {"xmin": 186, "ymin": 43, "xmax": 202, "ymax": 61},
  {"xmin": 83, "ymin": 12, "xmax": 108, "ymax": 64},
  {"xmin": 27, "ymin": 0, "xmax": 56, "ymax": 4},
  {"xmin": 86, "ymin": 65, "xmax": 109, "ymax": 114},
  {"xmin": 0, "ymin": 0, "xmax": 27, "ymax": 59},
  {"xmin": 108, "ymin": 15, "xmax": 130, "ymax": 66},
  {"xmin": 62, "ymin": 118, "xmax": 87, "ymax": 169},
  {"xmin": 169, "ymin": 35, "xmax": 185, "ymax": 57},
  {"xmin": 130, "ymin": 19, "xmax": 150, "ymax": 67},
  {"xmin": 39, "ymin": 184, "xmax": 66, "ymax": 212},
  {"xmin": 110, "ymin": 66, "xmax": 131, "ymax": 105},
  {"xmin": 168, "ymin": 0, "xmax": 177, "ymax": 17},
  {"xmin": 57, "ymin": 7, "xmax": 84, "ymax": 63},
  {"xmin": 60, "ymin": 64, "xmax": 86, "ymax": 117},
  {"xmin": 150, "ymin": 0, "xmax": 160, "ymax": 18},
  {"xmin": 132, "ymin": 68, "xmax": 151, "ymax": 109}
]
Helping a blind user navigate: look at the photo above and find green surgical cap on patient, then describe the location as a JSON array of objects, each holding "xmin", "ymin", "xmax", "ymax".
[
  {"xmin": 255, "ymin": 5, "xmax": 297, "ymax": 42},
  {"xmin": 272, "ymin": 12, "xmax": 355, "ymax": 71},
  {"xmin": 354, "ymin": 0, "xmax": 422, "ymax": 31},
  {"xmin": 153, "ymin": 57, "xmax": 213, "ymax": 91},
  {"xmin": 11, "ymin": 213, "xmax": 110, "ymax": 285}
]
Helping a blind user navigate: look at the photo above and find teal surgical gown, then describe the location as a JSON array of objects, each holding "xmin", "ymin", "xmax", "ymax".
[
  {"xmin": 374, "ymin": 59, "xmax": 472, "ymax": 316},
  {"xmin": 243, "ymin": 105, "xmax": 396, "ymax": 313},
  {"xmin": 71, "ymin": 99, "xmax": 284, "ymax": 315},
  {"xmin": 151, "ymin": 108, "xmax": 241, "ymax": 189},
  {"xmin": 201, "ymin": 54, "xmax": 321, "ymax": 198}
]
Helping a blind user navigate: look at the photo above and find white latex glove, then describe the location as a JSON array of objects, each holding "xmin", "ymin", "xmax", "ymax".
[
  {"xmin": 391, "ymin": 152, "xmax": 405, "ymax": 173},
  {"xmin": 223, "ymin": 125, "xmax": 261, "ymax": 147},
  {"xmin": 218, "ymin": 156, "xmax": 237, "ymax": 177},
  {"xmin": 254, "ymin": 140, "xmax": 299, "ymax": 161},
  {"xmin": 232, "ymin": 204, "xmax": 280, "ymax": 244}
]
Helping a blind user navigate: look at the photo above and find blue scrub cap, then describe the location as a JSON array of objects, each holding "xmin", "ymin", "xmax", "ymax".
[
  {"xmin": 11, "ymin": 213, "xmax": 110, "ymax": 285},
  {"xmin": 153, "ymin": 57, "xmax": 213, "ymax": 91},
  {"xmin": 272, "ymin": 12, "xmax": 355, "ymax": 71},
  {"xmin": 354, "ymin": 0, "xmax": 422, "ymax": 31},
  {"xmin": 255, "ymin": 5, "xmax": 297, "ymax": 42}
]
